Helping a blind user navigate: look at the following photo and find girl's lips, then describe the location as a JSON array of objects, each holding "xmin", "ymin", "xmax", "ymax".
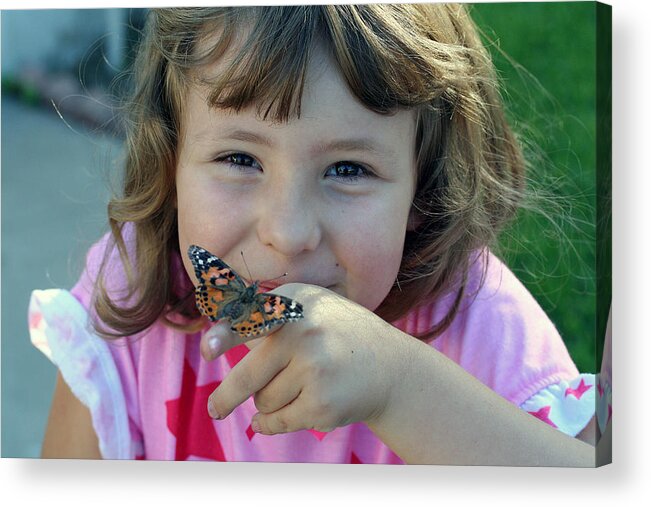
[
  {"xmin": 255, "ymin": 281, "xmax": 335, "ymax": 293},
  {"xmin": 252, "ymin": 279, "xmax": 289, "ymax": 292},
  {"xmin": 257, "ymin": 282, "xmax": 282, "ymax": 293}
]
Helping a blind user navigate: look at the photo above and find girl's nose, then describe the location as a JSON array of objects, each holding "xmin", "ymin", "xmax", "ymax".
[{"xmin": 256, "ymin": 181, "xmax": 322, "ymax": 258}]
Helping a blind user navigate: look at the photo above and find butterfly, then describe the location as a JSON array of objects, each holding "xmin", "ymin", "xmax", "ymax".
[{"xmin": 187, "ymin": 245, "xmax": 304, "ymax": 338}]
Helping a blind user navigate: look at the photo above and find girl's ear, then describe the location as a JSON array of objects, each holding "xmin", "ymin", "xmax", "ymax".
[{"xmin": 407, "ymin": 207, "xmax": 423, "ymax": 231}]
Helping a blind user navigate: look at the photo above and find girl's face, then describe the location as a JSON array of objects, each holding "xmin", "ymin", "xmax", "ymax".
[{"xmin": 176, "ymin": 47, "xmax": 418, "ymax": 312}]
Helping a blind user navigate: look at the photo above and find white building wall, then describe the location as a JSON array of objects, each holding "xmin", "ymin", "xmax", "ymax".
[{"xmin": 1, "ymin": 9, "xmax": 127, "ymax": 75}]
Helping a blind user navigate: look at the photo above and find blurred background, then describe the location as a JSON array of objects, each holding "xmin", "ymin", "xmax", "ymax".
[{"xmin": 1, "ymin": 4, "xmax": 605, "ymax": 458}]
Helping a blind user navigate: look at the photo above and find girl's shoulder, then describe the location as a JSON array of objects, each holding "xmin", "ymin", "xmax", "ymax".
[
  {"xmin": 70, "ymin": 224, "xmax": 137, "ymax": 309},
  {"xmin": 71, "ymin": 222, "xmax": 193, "ymax": 335},
  {"xmin": 455, "ymin": 249, "xmax": 566, "ymax": 342},
  {"xmin": 464, "ymin": 249, "xmax": 548, "ymax": 317},
  {"xmin": 400, "ymin": 249, "xmax": 579, "ymax": 405},
  {"xmin": 402, "ymin": 249, "xmax": 553, "ymax": 333}
]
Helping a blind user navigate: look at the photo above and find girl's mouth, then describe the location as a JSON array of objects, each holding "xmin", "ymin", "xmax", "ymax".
[
  {"xmin": 255, "ymin": 280, "xmax": 336, "ymax": 293},
  {"xmin": 257, "ymin": 282, "xmax": 282, "ymax": 293}
]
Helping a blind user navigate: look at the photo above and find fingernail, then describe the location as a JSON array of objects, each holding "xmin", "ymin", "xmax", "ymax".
[
  {"xmin": 207, "ymin": 397, "xmax": 220, "ymax": 419},
  {"xmin": 208, "ymin": 336, "xmax": 221, "ymax": 358},
  {"xmin": 251, "ymin": 419, "xmax": 261, "ymax": 433}
]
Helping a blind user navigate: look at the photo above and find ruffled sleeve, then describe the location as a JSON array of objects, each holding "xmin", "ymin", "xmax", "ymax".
[
  {"xmin": 519, "ymin": 373, "xmax": 596, "ymax": 437},
  {"xmin": 29, "ymin": 288, "xmax": 135, "ymax": 459}
]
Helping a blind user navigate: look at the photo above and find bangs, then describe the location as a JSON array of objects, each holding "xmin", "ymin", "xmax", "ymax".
[
  {"xmin": 169, "ymin": 5, "xmax": 462, "ymax": 122},
  {"xmin": 196, "ymin": 7, "xmax": 320, "ymax": 122}
]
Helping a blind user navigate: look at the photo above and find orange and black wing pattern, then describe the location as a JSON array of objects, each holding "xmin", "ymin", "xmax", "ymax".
[
  {"xmin": 187, "ymin": 245, "xmax": 304, "ymax": 337},
  {"xmin": 231, "ymin": 293, "xmax": 304, "ymax": 337},
  {"xmin": 188, "ymin": 245, "xmax": 246, "ymax": 322}
]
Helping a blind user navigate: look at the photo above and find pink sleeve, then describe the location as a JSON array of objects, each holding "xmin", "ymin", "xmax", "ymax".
[
  {"xmin": 29, "ymin": 288, "xmax": 140, "ymax": 459},
  {"xmin": 519, "ymin": 373, "xmax": 597, "ymax": 436},
  {"xmin": 29, "ymin": 227, "xmax": 145, "ymax": 459}
]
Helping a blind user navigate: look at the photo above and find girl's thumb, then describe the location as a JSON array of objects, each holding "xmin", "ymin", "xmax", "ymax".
[
  {"xmin": 200, "ymin": 320, "xmax": 267, "ymax": 361},
  {"xmin": 200, "ymin": 321, "xmax": 241, "ymax": 361}
]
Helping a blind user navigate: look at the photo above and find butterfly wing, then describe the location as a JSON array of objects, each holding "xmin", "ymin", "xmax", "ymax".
[
  {"xmin": 188, "ymin": 245, "xmax": 304, "ymax": 336},
  {"xmin": 187, "ymin": 245, "xmax": 246, "ymax": 322},
  {"xmin": 230, "ymin": 292, "xmax": 304, "ymax": 338}
]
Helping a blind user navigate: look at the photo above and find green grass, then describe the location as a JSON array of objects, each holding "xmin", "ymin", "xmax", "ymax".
[{"xmin": 470, "ymin": 2, "xmax": 600, "ymax": 372}]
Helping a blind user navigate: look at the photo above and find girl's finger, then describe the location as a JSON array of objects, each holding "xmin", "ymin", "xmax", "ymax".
[
  {"xmin": 207, "ymin": 337, "xmax": 291, "ymax": 420},
  {"xmin": 251, "ymin": 400, "xmax": 332, "ymax": 436},
  {"xmin": 253, "ymin": 365, "xmax": 302, "ymax": 414},
  {"xmin": 200, "ymin": 321, "xmax": 285, "ymax": 361},
  {"xmin": 200, "ymin": 321, "xmax": 241, "ymax": 361}
]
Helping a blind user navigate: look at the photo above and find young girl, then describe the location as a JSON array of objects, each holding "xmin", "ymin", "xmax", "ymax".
[{"xmin": 30, "ymin": 4, "xmax": 601, "ymax": 464}]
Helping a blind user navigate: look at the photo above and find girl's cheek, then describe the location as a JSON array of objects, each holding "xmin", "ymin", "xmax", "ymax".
[
  {"xmin": 340, "ymin": 221, "xmax": 405, "ymax": 311},
  {"xmin": 177, "ymin": 175, "xmax": 251, "ymax": 257}
]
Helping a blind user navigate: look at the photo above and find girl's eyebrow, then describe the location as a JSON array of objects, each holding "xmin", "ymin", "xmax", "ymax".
[
  {"xmin": 311, "ymin": 138, "xmax": 394, "ymax": 159},
  {"xmin": 221, "ymin": 129, "xmax": 273, "ymax": 147},
  {"xmin": 220, "ymin": 128, "xmax": 394, "ymax": 159}
]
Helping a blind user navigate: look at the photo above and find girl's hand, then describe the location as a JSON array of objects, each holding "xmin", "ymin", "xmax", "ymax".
[
  {"xmin": 198, "ymin": 284, "xmax": 597, "ymax": 466},
  {"xmin": 200, "ymin": 283, "xmax": 410, "ymax": 435}
]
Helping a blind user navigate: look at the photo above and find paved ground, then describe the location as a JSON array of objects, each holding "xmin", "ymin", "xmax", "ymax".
[{"xmin": 1, "ymin": 95, "xmax": 123, "ymax": 457}]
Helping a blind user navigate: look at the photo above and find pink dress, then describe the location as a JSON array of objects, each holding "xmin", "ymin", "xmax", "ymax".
[{"xmin": 28, "ymin": 230, "xmax": 600, "ymax": 461}]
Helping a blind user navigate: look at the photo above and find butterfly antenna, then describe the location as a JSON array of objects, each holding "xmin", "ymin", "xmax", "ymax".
[
  {"xmin": 240, "ymin": 251, "xmax": 254, "ymax": 281},
  {"xmin": 267, "ymin": 272, "xmax": 289, "ymax": 283},
  {"xmin": 240, "ymin": 251, "xmax": 288, "ymax": 283}
]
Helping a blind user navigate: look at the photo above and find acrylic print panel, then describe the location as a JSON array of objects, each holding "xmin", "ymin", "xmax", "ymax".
[{"xmin": 2, "ymin": 2, "xmax": 610, "ymax": 466}]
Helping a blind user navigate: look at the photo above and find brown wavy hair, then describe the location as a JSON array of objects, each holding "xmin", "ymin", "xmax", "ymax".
[{"xmin": 94, "ymin": 4, "xmax": 525, "ymax": 340}]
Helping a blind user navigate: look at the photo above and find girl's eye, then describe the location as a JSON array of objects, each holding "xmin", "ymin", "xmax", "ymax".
[
  {"xmin": 215, "ymin": 153, "xmax": 261, "ymax": 172},
  {"xmin": 324, "ymin": 162, "xmax": 373, "ymax": 181}
]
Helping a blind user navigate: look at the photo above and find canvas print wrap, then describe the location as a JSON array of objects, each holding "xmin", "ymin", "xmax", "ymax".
[{"xmin": 3, "ymin": 3, "xmax": 611, "ymax": 466}]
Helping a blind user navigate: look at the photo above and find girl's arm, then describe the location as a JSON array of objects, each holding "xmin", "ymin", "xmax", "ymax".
[
  {"xmin": 41, "ymin": 372, "xmax": 102, "ymax": 459},
  {"xmin": 365, "ymin": 333, "xmax": 596, "ymax": 466},
  {"xmin": 204, "ymin": 284, "xmax": 596, "ymax": 466}
]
